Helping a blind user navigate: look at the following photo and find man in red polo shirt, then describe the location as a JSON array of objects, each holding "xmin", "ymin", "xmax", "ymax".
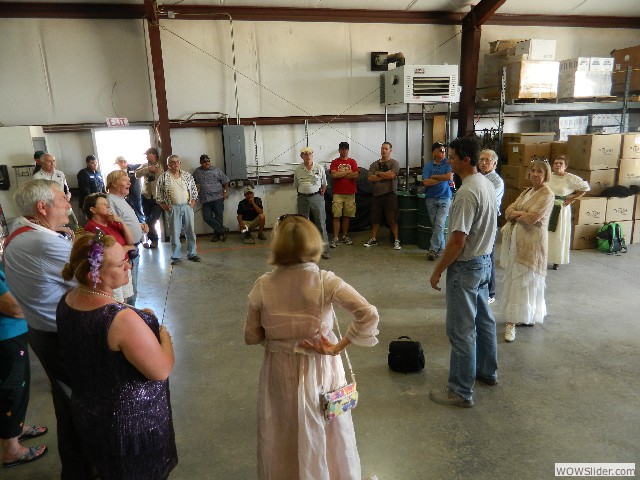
[{"xmin": 329, "ymin": 141, "xmax": 358, "ymax": 248}]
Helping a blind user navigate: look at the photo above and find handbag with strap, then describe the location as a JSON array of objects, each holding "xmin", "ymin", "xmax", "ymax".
[
  {"xmin": 388, "ymin": 336, "xmax": 425, "ymax": 373},
  {"xmin": 319, "ymin": 273, "xmax": 358, "ymax": 422}
]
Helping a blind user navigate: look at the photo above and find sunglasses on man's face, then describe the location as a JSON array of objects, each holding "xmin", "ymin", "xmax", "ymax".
[{"xmin": 201, "ymin": 159, "xmax": 211, "ymax": 163}]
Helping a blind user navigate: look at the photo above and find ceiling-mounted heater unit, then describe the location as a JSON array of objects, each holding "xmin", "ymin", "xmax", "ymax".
[{"xmin": 380, "ymin": 64, "xmax": 461, "ymax": 105}]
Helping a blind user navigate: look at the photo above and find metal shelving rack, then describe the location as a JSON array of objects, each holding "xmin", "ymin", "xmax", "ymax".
[{"xmin": 475, "ymin": 66, "xmax": 640, "ymax": 156}]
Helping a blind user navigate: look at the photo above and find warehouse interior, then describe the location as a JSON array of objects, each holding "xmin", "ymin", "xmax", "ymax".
[{"xmin": 2, "ymin": 0, "xmax": 640, "ymax": 478}]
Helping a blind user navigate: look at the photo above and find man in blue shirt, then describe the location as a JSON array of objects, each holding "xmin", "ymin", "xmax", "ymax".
[
  {"xmin": 192, "ymin": 154, "xmax": 230, "ymax": 242},
  {"xmin": 422, "ymin": 142, "xmax": 453, "ymax": 261}
]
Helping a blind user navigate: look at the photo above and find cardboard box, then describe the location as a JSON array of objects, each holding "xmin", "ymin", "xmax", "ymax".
[
  {"xmin": 618, "ymin": 220, "xmax": 633, "ymax": 245},
  {"xmin": 558, "ymin": 71, "xmax": 612, "ymax": 98},
  {"xmin": 507, "ymin": 142, "xmax": 551, "ymax": 166},
  {"xmin": 589, "ymin": 57, "xmax": 614, "ymax": 72},
  {"xmin": 611, "ymin": 44, "xmax": 640, "ymax": 72},
  {"xmin": 506, "ymin": 61, "xmax": 559, "ymax": 99},
  {"xmin": 540, "ymin": 116, "xmax": 588, "ymax": 131},
  {"xmin": 500, "ymin": 187, "xmax": 522, "ymax": 213},
  {"xmin": 550, "ymin": 142, "xmax": 568, "ymax": 159},
  {"xmin": 633, "ymin": 220, "xmax": 640, "ymax": 244},
  {"xmin": 605, "ymin": 196, "xmax": 634, "ymax": 222},
  {"xmin": 568, "ymin": 168, "xmax": 616, "ymax": 196},
  {"xmin": 571, "ymin": 223, "xmax": 602, "ymax": 250},
  {"xmin": 571, "ymin": 196, "xmax": 608, "ymax": 225},
  {"xmin": 490, "ymin": 39, "xmax": 526, "ymax": 54},
  {"xmin": 589, "ymin": 114, "xmax": 622, "ymax": 127},
  {"xmin": 515, "ymin": 39, "xmax": 556, "ymax": 61},
  {"xmin": 560, "ymin": 57, "xmax": 591, "ymax": 73},
  {"xmin": 567, "ymin": 134, "xmax": 621, "ymax": 170},
  {"xmin": 618, "ymin": 158, "xmax": 640, "ymax": 188},
  {"xmin": 558, "ymin": 127, "xmax": 588, "ymax": 142},
  {"xmin": 501, "ymin": 165, "xmax": 531, "ymax": 189},
  {"xmin": 620, "ymin": 133, "xmax": 640, "ymax": 159},
  {"xmin": 587, "ymin": 126, "xmax": 621, "ymax": 134},
  {"xmin": 502, "ymin": 132, "xmax": 556, "ymax": 159},
  {"xmin": 612, "ymin": 70, "xmax": 640, "ymax": 95}
]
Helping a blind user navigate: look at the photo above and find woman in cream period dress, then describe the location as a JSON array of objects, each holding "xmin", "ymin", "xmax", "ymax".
[
  {"xmin": 501, "ymin": 160, "xmax": 555, "ymax": 342},
  {"xmin": 245, "ymin": 215, "xmax": 379, "ymax": 480}
]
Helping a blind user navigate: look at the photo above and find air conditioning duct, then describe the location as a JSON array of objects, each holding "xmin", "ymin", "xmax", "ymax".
[{"xmin": 380, "ymin": 65, "xmax": 461, "ymax": 105}]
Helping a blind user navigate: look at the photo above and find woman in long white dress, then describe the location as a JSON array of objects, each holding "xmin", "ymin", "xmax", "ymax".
[
  {"xmin": 500, "ymin": 160, "xmax": 555, "ymax": 342},
  {"xmin": 547, "ymin": 155, "xmax": 590, "ymax": 270},
  {"xmin": 245, "ymin": 214, "xmax": 379, "ymax": 480}
]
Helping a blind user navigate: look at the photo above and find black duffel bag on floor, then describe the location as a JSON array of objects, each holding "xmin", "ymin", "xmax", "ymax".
[{"xmin": 388, "ymin": 336, "xmax": 425, "ymax": 373}]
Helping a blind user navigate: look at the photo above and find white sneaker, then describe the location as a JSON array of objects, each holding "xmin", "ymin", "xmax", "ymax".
[
  {"xmin": 488, "ymin": 296, "xmax": 495, "ymax": 305},
  {"xmin": 505, "ymin": 323, "xmax": 516, "ymax": 342},
  {"xmin": 393, "ymin": 240, "xmax": 401, "ymax": 250},
  {"xmin": 330, "ymin": 237, "xmax": 340, "ymax": 248},
  {"xmin": 364, "ymin": 238, "xmax": 378, "ymax": 247}
]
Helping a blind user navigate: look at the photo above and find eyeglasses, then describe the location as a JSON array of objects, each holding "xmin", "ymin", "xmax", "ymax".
[
  {"xmin": 201, "ymin": 159, "xmax": 210, "ymax": 163},
  {"xmin": 277, "ymin": 213, "xmax": 308, "ymax": 222},
  {"xmin": 438, "ymin": 149, "xmax": 446, "ymax": 153}
]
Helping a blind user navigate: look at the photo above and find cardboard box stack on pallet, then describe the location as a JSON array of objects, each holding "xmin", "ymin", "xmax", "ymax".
[
  {"xmin": 611, "ymin": 44, "xmax": 640, "ymax": 95},
  {"xmin": 558, "ymin": 57, "xmax": 613, "ymax": 99},
  {"xmin": 540, "ymin": 116, "xmax": 588, "ymax": 141},
  {"xmin": 567, "ymin": 133, "xmax": 640, "ymax": 249},
  {"xmin": 482, "ymin": 39, "xmax": 559, "ymax": 100}
]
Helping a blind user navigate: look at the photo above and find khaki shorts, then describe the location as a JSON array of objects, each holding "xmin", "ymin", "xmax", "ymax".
[
  {"xmin": 332, "ymin": 194, "xmax": 356, "ymax": 218},
  {"xmin": 244, "ymin": 216, "xmax": 262, "ymax": 230}
]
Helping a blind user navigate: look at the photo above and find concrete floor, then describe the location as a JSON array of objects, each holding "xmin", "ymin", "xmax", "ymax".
[{"xmin": 6, "ymin": 230, "xmax": 640, "ymax": 480}]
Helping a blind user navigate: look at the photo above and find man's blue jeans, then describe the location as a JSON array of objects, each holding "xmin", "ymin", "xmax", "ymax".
[
  {"xmin": 202, "ymin": 199, "xmax": 225, "ymax": 235},
  {"xmin": 445, "ymin": 255, "xmax": 498, "ymax": 401},
  {"xmin": 426, "ymin": 197, "xmax": 451, "ymax": 252},
  {"xmin": 170, "ymin": 203, "xmax": 197, "ymax": 259}
]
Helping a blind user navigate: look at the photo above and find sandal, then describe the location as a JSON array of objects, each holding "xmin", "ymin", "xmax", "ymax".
[
  {"xmin": 18, "ymin": 425, "xmax": 48, "ymax": 442},
  {"xmin": 3, "ymin": 445, "xmax": 48, "ymax": 467}
]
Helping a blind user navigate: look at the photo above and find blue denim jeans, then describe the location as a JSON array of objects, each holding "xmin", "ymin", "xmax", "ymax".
[
  {"xmin": 169, "ymin": 203, "xmax": 197, "ymax": 259},
  {"xmin": 445, "ymin": 255, "xmax": 498, "ymax": 401},
  {"xmin": 202, "ymin": 198, "xmax": 225, "ymax": 235},
  {"xmin": 127, "ymin": 253, "xmax": 140, "ymax": 307},
  {"xmin": 426, "ymin": 197, "xmax": 451, "ymax": 252}
]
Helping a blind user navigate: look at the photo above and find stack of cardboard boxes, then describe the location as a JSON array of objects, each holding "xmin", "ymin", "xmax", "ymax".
[
  {"xmin": 611, "ymin": 44, "xmax": 640, "ymax": 95},
  {"xmin": 498, "ymin": 132, "xmax": 639, "ymax": 249},
  {"xmin": 482, "ymin": 39, "xmax": 559, "ymax": 100},
  {"xmin": 566, "ymin": 133, "xmax": 640, "ymax": 249},
  {"xmin": 540, "ymin": 116, "xmax": 588, "ymax": 141},
  {"xmin": 558, "ymin": 57, "xmax": 613, "ymax": 99}
]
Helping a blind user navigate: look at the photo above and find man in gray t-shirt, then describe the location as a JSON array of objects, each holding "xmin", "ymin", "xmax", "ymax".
[{"xmin": 428, "ymin": 137, "xmax": 498, "ymax": 409}]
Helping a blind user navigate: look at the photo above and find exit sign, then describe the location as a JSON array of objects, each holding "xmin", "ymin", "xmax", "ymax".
[{"xmin": 106, "ymin": 117, "xmax": 129, "ymax": 127}]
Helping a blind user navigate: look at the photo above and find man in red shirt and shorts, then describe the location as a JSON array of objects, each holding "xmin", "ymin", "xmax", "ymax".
[{"xmin": 329, "ymin": 142, "xmax": 359, "ymax": 248}]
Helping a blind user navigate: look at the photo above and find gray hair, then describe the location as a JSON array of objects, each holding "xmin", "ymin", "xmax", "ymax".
[
  {"xmin": 14, "ymin": 179, "xmax": 60, "ymax": 216},
  {"xmin": 480, "ymin": 149, "xmax": 499, "ymax": 166}
]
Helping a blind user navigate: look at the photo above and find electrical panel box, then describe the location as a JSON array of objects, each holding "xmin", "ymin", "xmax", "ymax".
[
  {"xmin": 380, "ymin": 64, "xmax": 461, "ymax": 105},
  {"xmin": 222, "ymin": 125, "xmax": 247, "ymax": 181}
]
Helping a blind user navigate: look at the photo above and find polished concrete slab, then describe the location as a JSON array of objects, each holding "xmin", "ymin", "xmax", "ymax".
[{"xmin": 6, "ymin": 230, "xmax": 640, "ymax": 480}]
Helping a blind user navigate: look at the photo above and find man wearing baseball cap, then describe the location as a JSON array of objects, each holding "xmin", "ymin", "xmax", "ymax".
[
  {"xmin": 135, "ymin": 147, "xmax": 164, "ymax": 248},
  {"xmin": 192, "ymin": 154, "xmax": 230, "ymax": 242},
  {"xmin": 293, "ymin": 146, "xmax": 330, "ymax": 259},
  {"xmin": 422, "ymin": 141, "xmax": 453, "ymax": 260},
  {"xmin": 237, "ymin": 186, "xmax": 266, "ymax": 241}
]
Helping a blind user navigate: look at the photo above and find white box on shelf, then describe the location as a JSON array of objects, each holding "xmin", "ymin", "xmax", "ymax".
[{"xmin": 515, "ymin": 39, "xmax": 556, "ymax": 61}]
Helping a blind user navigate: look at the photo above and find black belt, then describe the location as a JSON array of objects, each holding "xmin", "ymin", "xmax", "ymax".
[{"xmin": 298, "ymin": 192, "xmax": 319, "ymax": 197}]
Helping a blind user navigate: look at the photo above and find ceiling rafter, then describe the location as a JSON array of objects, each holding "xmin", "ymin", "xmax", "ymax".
[{"xmin": 1, "ymin": 3, "xmax": 638, "ymax": 28}]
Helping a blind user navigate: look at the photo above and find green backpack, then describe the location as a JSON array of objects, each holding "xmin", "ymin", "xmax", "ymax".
[{"xmin": 595, "ymin": 222, "xmax": 627, "ymax": 254}]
